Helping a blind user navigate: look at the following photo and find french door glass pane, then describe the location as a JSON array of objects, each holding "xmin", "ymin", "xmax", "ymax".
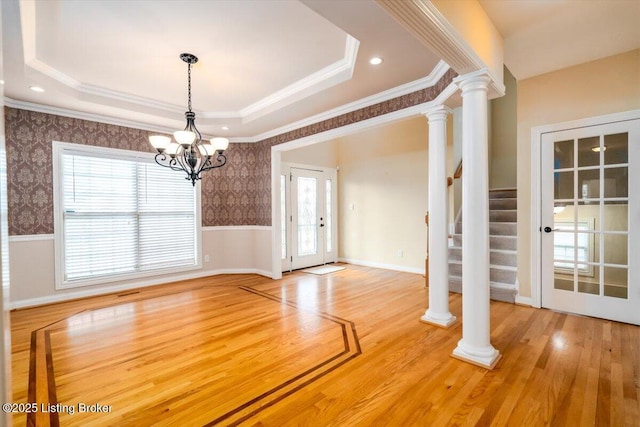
[
  {"xmin": 578, "ymin": 169, "xmax": 599, "ymax": 199},
  {"xmin": 604, "ymin": 266, "xmax": 628, "ymax": 298},
  {"xmin": 554, "ymin": 276, "xmax": 573, "ymax": 291},
  {"xmin": 603, "ymin": 234, "xmax": 628, "ymax": 265},
  {"xmin": 603, "ymin": 201, "xmax": 628, "ymax": 232},
  {"xmin": 554, "ymin": 171, "xmax": 573, "ymax": 199},
  {"xmin": 554, "ymin": 139, "xmax": 574, "ymax": 168},
  {"xmin": 604, "ymin": 133, "xmax": 628, "ymax": 165},
  {"xmin": 577, "ymin": 136, "xmax": 600, "ymax": 167},
  {"xmin": 577, "ymin": 277, "xmax": 599, "ymax": 295},
  {"xmin": 604, "ymin": 167, "xmax": 628, "ymax": 198},
  {"xmin": 297, "ymin": 176, "xmax": 317, "ymax": 256}
]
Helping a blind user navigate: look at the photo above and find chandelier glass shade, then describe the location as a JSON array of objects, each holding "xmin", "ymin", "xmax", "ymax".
[{"xmin": 149, "ymin": 53, "xmax": 229, "ymax": 186}]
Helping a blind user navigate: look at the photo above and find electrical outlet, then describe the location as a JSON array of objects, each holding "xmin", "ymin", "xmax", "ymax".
[{"xmin": 204, "ymin": 254, "xmax": 210, "ymax": 263}]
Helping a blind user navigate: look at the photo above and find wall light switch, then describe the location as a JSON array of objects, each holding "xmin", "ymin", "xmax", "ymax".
[
  {"xmin": 204, "ymin": 254, "xmax": 210, "ymax": 263},
  {"xmin": 349, "ymin": 203, "xmax": 355, "ymax": 210}
]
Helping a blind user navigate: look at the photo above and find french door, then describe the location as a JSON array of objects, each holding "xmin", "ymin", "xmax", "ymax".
[
  {"xmin": 281, "ymin": 165, "xmax": 337, "ymax": 271},
  {"xmin": 540, "ymin": 118, "xmax": 640, "ymax": 324}
]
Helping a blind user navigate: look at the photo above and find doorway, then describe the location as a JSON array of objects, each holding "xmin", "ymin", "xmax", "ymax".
[
  {"xmin": 281, "ymin": 163, "xmax": 338, "ymax": 271},
  {"xmin": 540, "ymin": 117, "xmax": 639, "ymax": 324}
]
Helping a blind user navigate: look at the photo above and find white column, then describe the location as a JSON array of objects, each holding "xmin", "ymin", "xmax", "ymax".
[
  {"xmin": 451, "ymin": 71, "xmax": 501, "ymax": 369},
  {"xmin": 421, "ymin": 106, "xmax": 456, "ymax": 328}
]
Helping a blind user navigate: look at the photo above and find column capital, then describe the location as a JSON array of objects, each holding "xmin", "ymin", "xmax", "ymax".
[
  {"xmin": 453, "ymin": 69, "xmax": 492, "ymax": 94},
  {"xmin": 422, "ymin": 105, "xmax": 452, "ymax": 122}
]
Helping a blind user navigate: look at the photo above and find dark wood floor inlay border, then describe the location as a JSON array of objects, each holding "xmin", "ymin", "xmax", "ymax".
[{"xmin": 28, "ymin": 284, "xmax": 361, "ymax": 426}]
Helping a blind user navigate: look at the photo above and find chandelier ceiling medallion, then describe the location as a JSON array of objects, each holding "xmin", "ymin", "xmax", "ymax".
[{"xmin": 149, "ymin": 53, "xmax": 229, "ymax": 186}]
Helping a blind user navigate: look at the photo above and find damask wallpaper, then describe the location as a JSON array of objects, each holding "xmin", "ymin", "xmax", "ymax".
[
  {"xmin": 3, "ymin": 108, "xmax": 255, "ymax": 233},
  {"xmin": 5, "ymin": 68, "xmax": 455, "ymax": 234}
]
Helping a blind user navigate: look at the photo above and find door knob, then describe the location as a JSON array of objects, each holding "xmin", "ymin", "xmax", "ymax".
[{"xmin": 543, "ymin": 226, "xmax": 556, "ymax": 233}]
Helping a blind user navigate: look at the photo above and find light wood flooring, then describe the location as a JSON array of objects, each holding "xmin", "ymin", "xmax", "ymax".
[{"xmin": 10, "ymin": 264, "xmax": 640, "ymax": 426}]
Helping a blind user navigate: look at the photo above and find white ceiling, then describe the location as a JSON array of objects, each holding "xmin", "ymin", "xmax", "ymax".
[
  {"xmin": 1, "ymin": 0, "xmax": 443, "ymax": 140},
  {"xmin": 2, "ymin": 0, "xmax": 639, "ymax": 141},
  {"xmin": 479, "ymin": 0, "xmax": 640, "ymax": 80}
]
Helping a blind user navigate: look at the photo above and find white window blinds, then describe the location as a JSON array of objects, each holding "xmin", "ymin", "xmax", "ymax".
[{"xmin": 58, "ymin": 146, "xmax": 197, "ymax": 287}]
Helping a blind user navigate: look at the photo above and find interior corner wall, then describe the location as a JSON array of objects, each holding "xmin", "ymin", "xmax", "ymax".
[
  {"xmin": 516, "ymin": 49, "xmax": 640, "ymax": 299},
  {"xmin": 281, "ymin": 140, "xmax": 338, "ymax": 168},
  {"xmin": 490, "ymin": 66, "xmax": 517, "ymax": 189},
  {"xmin": 0, "ymin": 11, "xmax": 13, "ymax": 414},
  {"xmin": 430, "ymin": 0, "xmax": 504, "ymax": 83},
  {"xmin": 336, "ymin": 117, "xmax": 429, "ymax": 273}
]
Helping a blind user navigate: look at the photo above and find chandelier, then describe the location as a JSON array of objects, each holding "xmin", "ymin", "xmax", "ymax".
[{"xmin": 149, "ymin": 53, "xmax": 229, "ymax": 186}]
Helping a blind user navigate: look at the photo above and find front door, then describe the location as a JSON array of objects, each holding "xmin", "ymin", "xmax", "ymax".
[
  {"xmin": 281, "ymin": 165, "xmax": 337, "ymax": 271},
  {"xmin": 540, "ymin": 118, "xmax": 640, "ymax": 325}
]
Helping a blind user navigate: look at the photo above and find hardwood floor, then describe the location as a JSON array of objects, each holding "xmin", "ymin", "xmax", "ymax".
[{"xmin": 10, "ymin": 265, "xmax": 640, "ymax": 426}]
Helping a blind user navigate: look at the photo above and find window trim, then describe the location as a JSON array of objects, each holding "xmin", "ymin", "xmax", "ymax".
[{"xmin": 53, "ymin": 141, "xmax": 202, "ymax": 290}]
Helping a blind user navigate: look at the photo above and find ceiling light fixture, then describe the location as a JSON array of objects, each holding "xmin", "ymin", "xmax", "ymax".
[
  {"xmin": 149, "ymin": 53, "xmax": 229, "ymax": 186},
  {"xmin": 369, "ymin": 57, "xmax": 383, "ymax": 65},
  {"xmin": 29, "ymin": 86, "xmax": 45, "ymax": 92},
  {"xmin": 591, "ymin": 145, "xmax": 607, "ymax": 152},
  {"xmin": 221, "ymin": 126, "xmax": 229, "ymax": 131}
]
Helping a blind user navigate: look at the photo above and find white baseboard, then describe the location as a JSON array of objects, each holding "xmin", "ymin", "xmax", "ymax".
[
  {"xmin": 514, "ymin": 295, "xmax": 532, "ymax": 306},
  {"xmin": 8, "ymin": 268, "xmax": 272, "ymax": 310},
  {"xmin": 212, "ymin": 268, "xmax": 273, "ymax": 278},
  {"xmin": 338, "ymin": 258, "xmax": 424, "ymax": 275}
]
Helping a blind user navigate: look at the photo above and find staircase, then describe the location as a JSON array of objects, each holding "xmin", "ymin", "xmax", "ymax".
[{"xmin": 448, "ymin": 189, "xmax": 518, "ymax": 303}]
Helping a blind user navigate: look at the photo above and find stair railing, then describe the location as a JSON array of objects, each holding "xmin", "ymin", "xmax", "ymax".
[
  {"xmin": 448, "ymin": 160, "xmax": 462, "ymax": 187},
  {"xmin": 424, "ymin": 212, "xmax": 429, "ymax": 287},
  {"xmin": 425, "ymin": 160, "xmax": 462, "ymax": 289}
]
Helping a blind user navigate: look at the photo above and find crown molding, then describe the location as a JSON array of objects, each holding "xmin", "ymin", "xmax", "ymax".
[
  {"xmin": 6, "ymin": 61, "xmax": 451, "ymax": 144},
  {"xmin": 230, "ymin": 35, "xmax": 359, "ymax": 124},
  {"xmin": 375, "ymin": 0, "xmax": 504, "ymax": 97},
  {"xmin": 3, "ymin": 97, "xmax": 179, "ymax": 136},
  {"xmin": 240, "ymin": 60, "xmax": 451, "ymax": 143},
  {"xmin": 270, "ymin": 80, "xmax": 458, "ymax": 152},
  {"xmin": 20, "ymin": 2, "xmax": 359, "ymax": 122}
]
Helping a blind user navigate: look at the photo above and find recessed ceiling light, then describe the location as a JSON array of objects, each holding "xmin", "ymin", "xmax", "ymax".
[
  {"xmin": 369, "ymin": 57, "xmax": 383, "ymax": 65},
  {"xmin": 0, "ymin": 80, "xmax": 4, "ymax": 85},
  {"xmin": 221, "ymin": 126, "xmax": 229, "ymax": 131},
  {"xmin": 30, "ymin": 86, "xmax": 45, "ymax": 93}
]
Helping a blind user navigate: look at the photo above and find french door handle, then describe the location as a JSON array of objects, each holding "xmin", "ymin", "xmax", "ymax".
[
  {"xmin": 543, "ymin": 226, "xmax": 558, "ymax": 233},
  {"xmin": 319, "ymin": 223, "xmax": 325, "ymax": 227}
]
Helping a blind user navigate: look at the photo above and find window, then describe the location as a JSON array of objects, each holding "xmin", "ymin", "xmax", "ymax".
[
  {"xmin": 280, "ymin": 174, "xmax": 286, "ymax": 260},
  {"xmin": 325, "ymin": 179, "xmax": 332, "ymax": 253},
  {"xmin": 54, "ymin": 142, "xmax": 200, "ymax": 289},
  {"xmin": 554, "ymin": 219, "xmax": 594, "ymax": 276}
]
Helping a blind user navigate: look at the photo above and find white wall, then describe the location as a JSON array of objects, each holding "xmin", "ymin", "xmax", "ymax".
[
  {"xmin": 336, "ymin": 117, "xmax": 431, "ymax": 273},
  {"xmin": 8, "ymin": 228, "xmax": 271, "ymax": 309},
  {"xmin": 517, "ymin": 49, "xmax": 640, "ymax": 298},
  {"xmin": 281, "ymin": 140, "xmax": 338, "ymax": 168}
]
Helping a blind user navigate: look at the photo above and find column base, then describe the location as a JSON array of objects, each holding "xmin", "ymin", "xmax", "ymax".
[
  {"xmin": 451, "ymin": 344, "xmax": 501, "ymax": 370},
  {"xmin": 420, "ymin": 311, "xmax": 457, "ymax": 328}
]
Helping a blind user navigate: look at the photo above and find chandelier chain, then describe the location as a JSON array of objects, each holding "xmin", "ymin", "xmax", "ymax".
[
  {"xmin": 150, "ymin": 53, "xmax": 228, "ymax": 186},
  {"xmin": 187, "ymin": 63, "xmax": 192, "ymax": 112}
]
